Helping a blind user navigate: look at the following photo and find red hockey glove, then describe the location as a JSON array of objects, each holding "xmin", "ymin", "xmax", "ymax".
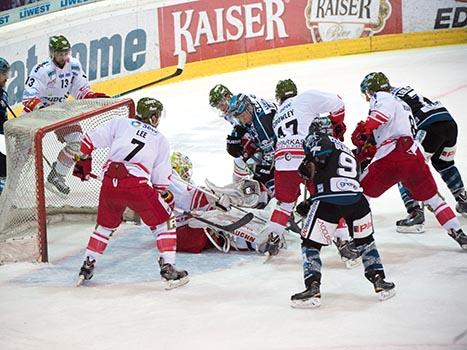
[
  {"xmin": 351, "ymin": 121, "xmax": 370, "ymax": 147},
  {"xmin": 161, "ymin": 190, "xmax": 175, "ymax": 210},
  {"xmin": 23, "ymin": 98, "xmax": 48, "ymax": 113},
  {"xmin": 331, "ymin": 121, "xmax": 346, "ymax": 141},
  {"xmin": 353, "ymin": 143, "xmax": 376, "ymax": 168},
  {"xmin": 83, "ymin": 91, "xmax": 109, "ymax": 99},
  {"xmin": 73, "ymin": 156, "xmax": 93, "ymax": 181}
]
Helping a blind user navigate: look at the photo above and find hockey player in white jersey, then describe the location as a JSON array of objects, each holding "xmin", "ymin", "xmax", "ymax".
[
  {"xmin": 23, "ymin": 35, "xmax": 109, "ymax": 197},
  {"xmin": 73, "ymin": 97, "xmax": 188, "ymax": 288},
  {"xmin": 265, "ymin": 79, "xmax": 351, "ymax": 257},
  {"xmin": 354, "ymin": 72, "xmax": 467, "ymax": 249}
]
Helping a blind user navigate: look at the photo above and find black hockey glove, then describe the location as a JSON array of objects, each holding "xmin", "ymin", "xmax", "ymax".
[
  {"xmin": 295, "ymin": 199, "xmax": 311, "ymax": 217},
  {"xmin": 226, "ymin": 125, "xmax": 247, "ymax": 158},
  {"xmin": 253, "ymin": 163, "xmax": 273, "ymax": 184}
]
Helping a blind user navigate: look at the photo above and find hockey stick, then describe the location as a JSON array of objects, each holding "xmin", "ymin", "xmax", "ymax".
[
  {"xmin": 190, "ymin": 212, "xmax": 254, "ymax": 233},
  {"xmin": 113, "ymin": 51, "xmax": 187, "ymax": 98}
]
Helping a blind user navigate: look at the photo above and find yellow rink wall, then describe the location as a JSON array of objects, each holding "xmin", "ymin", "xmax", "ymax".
[
  {"xmin": 91, "ymin": 28, "xmax": 467, "ymax": 98},
  {"xmin": 10, "ymin": 28, "xmax": 467, "ymax": 117}
]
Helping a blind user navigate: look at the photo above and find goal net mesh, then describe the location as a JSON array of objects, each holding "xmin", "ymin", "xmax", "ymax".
[{"xmin": 0, "ymin": 98, "xmax": 135, "ymax": 263}]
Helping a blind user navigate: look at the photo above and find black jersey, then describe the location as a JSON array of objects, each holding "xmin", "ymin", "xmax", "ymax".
[
  {"xmin": 391, "ymin": 86, "xmax": 453, "ymax": 130},
  {"xmin": 310, "ymin": 135, "xmax": 363, "ymax": 205}
]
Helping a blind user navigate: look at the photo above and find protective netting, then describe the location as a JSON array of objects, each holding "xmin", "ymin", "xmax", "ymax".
[{"xmin": 0, "ymin": 98, "xmax": 134, "ymax": 262}]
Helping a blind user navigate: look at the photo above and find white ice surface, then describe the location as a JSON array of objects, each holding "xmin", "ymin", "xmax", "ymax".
[{"xmin": 1, "ymin": 45, "xmax": 467, "ymax": 350}]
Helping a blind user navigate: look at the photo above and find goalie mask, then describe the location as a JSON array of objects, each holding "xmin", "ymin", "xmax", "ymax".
[
  {"xmin": 171, "ymin": 151, "xmax": 193, "ymax": 182},
  {"xmin": 136, "ymin": 97, "xmax": 164, "ymax": 127}
]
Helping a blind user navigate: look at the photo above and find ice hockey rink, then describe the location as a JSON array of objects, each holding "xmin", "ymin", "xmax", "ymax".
[{"xmin": 0, "ymin": 44, "xmax": 466, "ymax": 350}]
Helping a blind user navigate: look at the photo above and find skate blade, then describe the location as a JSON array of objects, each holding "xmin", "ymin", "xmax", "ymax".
[
  {"xmin": 290, "ymin": 297, "xmax": 321, "ymax": 309},
  {"xmin": 396, "ymin": 225, "xmax": 425, "ymax": 234},
  {"xmin": 76, "ymin": 275, "xmax": 86, "ymax": 287},
  {"xmin": 164, "ymin": 276, "xmax": 189, "ymax": 290},
  {"xmin": 45, "ymin": 182, "xmax": 69, "ymax": 199},
  {"xmin": 378, "ymin": 288, "xmax": 396, "ymax": 301},
  {"xmin": 344, "ymin": 258, "xmax": 362, "ymax": 269}
]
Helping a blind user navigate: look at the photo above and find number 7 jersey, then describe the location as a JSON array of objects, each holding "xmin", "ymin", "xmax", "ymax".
[{"xmin": 81, "ymin": 118, "xmax": 172, "ymax": 189}]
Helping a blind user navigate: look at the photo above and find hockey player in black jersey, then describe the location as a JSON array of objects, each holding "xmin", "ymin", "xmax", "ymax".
[
  {"xmin": 365, "ymin": 72, "xmax": 467, "ymax": 232},
  {"xmin": 290, "ymin": 132, "xmax": 395, "ymax": 308}
]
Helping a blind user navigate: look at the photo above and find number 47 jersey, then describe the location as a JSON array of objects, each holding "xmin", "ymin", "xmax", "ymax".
[
  {"xmin": 81, "ymin": 118, "xmax": 172, "ymax": 189},
  {"xmin": 273, "ymin": 89, "xmax": 344, "ymax": 171}
]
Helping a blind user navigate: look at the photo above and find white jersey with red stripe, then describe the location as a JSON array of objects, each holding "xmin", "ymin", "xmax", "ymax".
[
  {"xmin": 273, "ymin": 89, "xmax": 344, "ymax": 171},
  {"xmin": 368, "ymin": 91, "xmax": 417, "ymax": 161},
  {"xmin": 81, "ymin": 118, "xmax": 171, "ymax": 189},
  {"xmin": 169, "ymin": 172, "xmax": 210, "ymax": 213},
  {"xmin": 23, "ymin": 57, "xmax": 91, "ymax": 107}
]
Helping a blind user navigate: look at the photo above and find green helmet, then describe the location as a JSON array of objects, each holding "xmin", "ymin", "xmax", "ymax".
[
  {"xmin": 209, "ymin": 84, "xmax": 232, "ymax": 107},
  {"xmin": 275, "ymin": 79, "xmax": 297, "ymax": 104},
  {"xmin": 360, "ymin": 72, "xmax": 390, "ymax": 94},
  {"xmin": 137, "ymin": 97, "xmax": 164, "ymax": 125},
  {"xmin": 49, "ymin": 35, "xmax": 71, "ymax": 56}
]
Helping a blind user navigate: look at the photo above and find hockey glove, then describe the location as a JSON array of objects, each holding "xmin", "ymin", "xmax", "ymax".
[
  {"xmin": 23, "ymin": 98, "xmax": 48, "ymax": 113},
  {"xmin": 73, "ymin": 156, "xmax": 93, "ymax": 181},
  {"xmin": 83, "ymin": 91, "xmax": 109, "ymax": 99},
  {"xmin": 298, "ymin": 159, "xmax": 316, "ymax": 180},
  {"xmin": 296, "ymin": 199, "xmax": 311, "ymax": 217},
  {"xmin": 332, "ymin": 121, "xmax": 346, "ymax": 141},
  {"xmin": 351, "ymin": 121, "xmax": 370, "ymax": 147},
  {"xmin": 226, "ymin": 135, "xmax": 244, "ymax": 158},
  {"xmin": 253, "ymin": 163, "xmax": 273, "ymax": 184}
]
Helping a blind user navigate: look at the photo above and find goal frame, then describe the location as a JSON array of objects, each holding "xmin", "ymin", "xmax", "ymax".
[{"xmin": 34, "ymin": 98, "xmax": 135, "ymax": 262}]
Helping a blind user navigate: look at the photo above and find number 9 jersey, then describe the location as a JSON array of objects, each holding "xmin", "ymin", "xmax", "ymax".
[{"xmin": 81, "ymin": 118, "xmax": 172, "ymax": 190}]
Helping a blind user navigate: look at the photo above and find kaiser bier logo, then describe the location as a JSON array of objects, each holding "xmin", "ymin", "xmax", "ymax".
[{"xmin": 305, "ymin": 0, "xmax": 392, "ymax": 42}]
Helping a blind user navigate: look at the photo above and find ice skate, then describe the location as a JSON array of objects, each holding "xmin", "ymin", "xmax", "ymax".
[
  {"xmin": 333, "ymin": 238, "xmax": 361, "ymax": 269},
  {"xmin": 455, "ymin": 191, "xmax": 467, "ymax": 216},
  {"xmin": 396, "ymin": 207, "xmax": 425, "ymax": 233},
  {"xmin": 372, "ymin": 275, "xmax": 396, "ymax": 301},
  {"xmin": 448, "ymin": 228, "xmax": 467, "ymax": 250},
  {"xmin": 45, "ymin": 162, "xmax": 70, "ymax": 198},
  {"xmin": 158, "ymin": 257, "xmax": 189, "ymax": 290},
  {"xmin": 264, "ymin": 233, "xmax": 281, "ymax": 257},
  {"xmin": 77, "ymin": 256, "xmax": 95, "ymax": 286},
  {"xmin": 291, "ymin": 281, "xmax": 321, "ymax": 309}
]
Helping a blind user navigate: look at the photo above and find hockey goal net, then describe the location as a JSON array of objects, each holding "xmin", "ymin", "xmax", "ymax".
[{"xmin": 0, "ymin": 98, "xmax": 135, "ymax": 263}]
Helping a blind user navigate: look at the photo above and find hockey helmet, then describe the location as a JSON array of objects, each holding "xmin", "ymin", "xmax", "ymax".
[
  {"xmin": 303, "ymin": 132, "xmax": 334, "ymax": 167},
  {"xmin": 360, "ymin": 72, "xmax": 390, "ymax": 95},
  {"xmin": 171, "ymin": 151, "xmax": 193, "ymax": 182},
  {"xmin": 49, "ymin": 35, "xmax": 71, "ymax": 57},
  {"xmin": 0, "ymin": 58, "xmax": 10, "ymax": 74},
  {"xmin": 209, "ymin": 84, "xmax": 232, "ymax": 108},
  {"xmin": 275, "ymin": 79, "xmax": 297, "ymax": 104},
  {"xmin": 309, "ymin": 115, "xmax": 333, "ymax": 136},
  {"xmin": 136, "ymin": 97, "xmax": 164, "ymax": 126},
  {"xmin": 229, "ymin": 93, "xmax": 251, "ymax": 118}
]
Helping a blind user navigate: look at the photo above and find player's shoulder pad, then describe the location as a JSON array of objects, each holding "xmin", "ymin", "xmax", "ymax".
[{"xmin": 30, "ymin": 59, "xmax": 53, "ymax": 77}]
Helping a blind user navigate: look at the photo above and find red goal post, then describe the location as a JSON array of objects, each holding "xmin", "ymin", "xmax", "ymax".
[{"xmin": 0, "ymin": 98, "xmax": 135, "ymax": 263}]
